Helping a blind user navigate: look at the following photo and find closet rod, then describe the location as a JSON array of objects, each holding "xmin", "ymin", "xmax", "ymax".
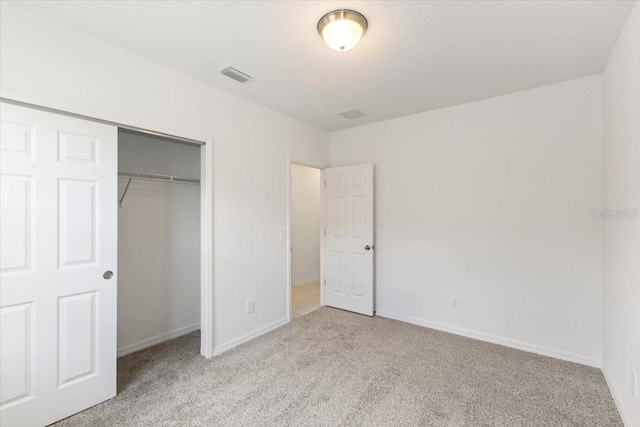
[
  {"xmin": 118, "ymin": 171, "xmax": 200, "ymax": 207},
  {"xmin": 118, "ymin": 171, "xmax": 200, "ymax": 183}
]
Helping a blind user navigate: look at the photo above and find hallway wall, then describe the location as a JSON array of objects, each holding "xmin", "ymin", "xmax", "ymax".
[{"xmin": 291, "ymin": 164, "xmax": 321, "ymax": 286}]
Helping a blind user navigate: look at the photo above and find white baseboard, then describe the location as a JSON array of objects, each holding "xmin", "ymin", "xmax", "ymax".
[
  {"xmin": 294, "ymin": 275, "xmax": 320, "ymax": 287},
  {"xmin": 602, "ymin": 366, "xmax": 633, "ymax": 427},
  {"xmin": 212, "ymin": 317, "xmax": 289, "ymax": 357},
  {"xmin": 375, "ymin": 310, "xmax": 601, "ymax": 368},
  {"xmin": 118, "ymin": 323, "xmax": 200, "ymax": 357}
]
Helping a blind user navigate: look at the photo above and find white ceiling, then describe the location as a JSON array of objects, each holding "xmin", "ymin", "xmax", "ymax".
[{"xmin": 17, "ymin": 1, "xmax": 634, "ymax": 131}]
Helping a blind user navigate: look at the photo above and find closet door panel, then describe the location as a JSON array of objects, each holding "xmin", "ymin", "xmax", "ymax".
[
  {"xmin": 0, "ymin": 102, "xmax": 117, "ymax": 427},
  {"xmin": 58, "ymin": 179, "xmax": 98, "ymax": 268}
]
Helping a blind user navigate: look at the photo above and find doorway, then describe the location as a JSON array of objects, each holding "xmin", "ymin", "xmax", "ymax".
[
  {"xmin": 288, "ymin": 162, "xmax": 323, "ymax": 319},
  {"xmin": 117, "ymin": 129, "xmax": 202, "ymax": 356},
  {"xmin": 286, "ymin": 160, "xmax": 376, "ymax": 320}
]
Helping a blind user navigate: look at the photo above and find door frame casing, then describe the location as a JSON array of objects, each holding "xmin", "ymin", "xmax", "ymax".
[
  {"xmin": 286, "ymin": 156, "xmax": 328, "ymax": 322},
  {"xmin": 199, "ymin": 139, "xmax": 214, "ymax": 358}
]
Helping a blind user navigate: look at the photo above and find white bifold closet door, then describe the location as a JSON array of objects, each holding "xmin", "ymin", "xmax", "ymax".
[
  {"xmin": 0, "ymin": 102, "xmax": 117, "ymax": 427},
  {"xmin": 323, "ymin": 164, "xmax": 375, "ymax": 316}
]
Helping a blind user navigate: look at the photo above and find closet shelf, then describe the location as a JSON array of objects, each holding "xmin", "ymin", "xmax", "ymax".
[{"xmin": 118, "ymin": 171, "xmax": 200, "ymax": 207}]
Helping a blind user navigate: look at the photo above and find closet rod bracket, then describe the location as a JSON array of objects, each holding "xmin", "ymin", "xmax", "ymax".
[{"xmin": 119, "ymin": 175, "xmax": 133, "ymax": 208}]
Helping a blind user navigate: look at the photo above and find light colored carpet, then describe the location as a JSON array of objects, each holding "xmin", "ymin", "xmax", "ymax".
[{"xmin": 53, "ymin": 307, "xmax": 622, "ymax": 426}]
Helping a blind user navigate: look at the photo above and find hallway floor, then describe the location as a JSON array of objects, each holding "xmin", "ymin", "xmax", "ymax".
[{"xmin": 291, "ymin": 283, "xmax": 321, "ymax": 319}]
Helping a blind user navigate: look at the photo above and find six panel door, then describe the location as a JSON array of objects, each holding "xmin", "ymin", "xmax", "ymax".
[
  {"xmin": 323, "ymin": 164, "xmax": 374, "ymax": 316},
  {"xmin": 0, "ymin": 103, "xmax": 117, "ymax": 427}
]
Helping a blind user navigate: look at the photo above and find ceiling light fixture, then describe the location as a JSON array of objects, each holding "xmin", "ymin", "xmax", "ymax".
[{"xmin": 317, "ymin": 9, "xmax": 368, "ymax": 52}]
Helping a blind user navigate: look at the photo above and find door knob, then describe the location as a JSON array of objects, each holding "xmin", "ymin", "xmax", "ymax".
[
  {"xmin": 365, "ymin": 245, "xmax": 372, "ymax": 251},
  {"xmin": 103, "ymin": 271, "xmax": 114, "ymax": 280}
]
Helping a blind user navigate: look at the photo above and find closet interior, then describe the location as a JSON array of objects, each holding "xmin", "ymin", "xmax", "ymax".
[{"xmin": 117, "ymin": 129, "xmax": 201, "ymax": 356}]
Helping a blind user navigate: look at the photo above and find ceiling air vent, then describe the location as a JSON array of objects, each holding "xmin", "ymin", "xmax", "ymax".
[
  {"xmin": 338, "ymin": 108, "xmax": 365, "ymax": 119},
  {"xmin": 220, "ymin": 66, "xmax": 253, "ymax": 84}
]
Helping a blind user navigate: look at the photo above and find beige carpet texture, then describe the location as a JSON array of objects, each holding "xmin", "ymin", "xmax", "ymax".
[{"xmin": 53, "ymin": 307, "xmax": 622, "ymax": 426}]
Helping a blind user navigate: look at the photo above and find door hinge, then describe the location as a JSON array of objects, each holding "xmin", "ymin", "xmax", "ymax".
[
  {"xmin": 324, "ymin": 280, "xmax": 327, "ymax": 286},
  {"xmin": 324, "ymin": 180, "xmax": 326, "ymax": 187},
  {"xmin": 324, "ymin": 230, "xmax": 326, "ymax": 236}
]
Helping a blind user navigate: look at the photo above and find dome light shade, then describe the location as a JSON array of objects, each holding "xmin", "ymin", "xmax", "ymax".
[{"xmin": 318, "ymin": 10, "xmax": 368, "ymax": 52}]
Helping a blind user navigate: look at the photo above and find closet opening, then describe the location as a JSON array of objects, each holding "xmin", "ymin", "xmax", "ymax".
[
  {"xmin": 288, "ymin": 162, "xmax": 323, "ymax": 319},
  {"xmin": 117, "ymin": 129, "xmax": 203, "ymax": 358}
]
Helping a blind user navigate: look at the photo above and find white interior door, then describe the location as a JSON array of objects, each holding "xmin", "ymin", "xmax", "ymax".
[
  {"xmin": 323, "ymin": 164, "xmax": 374, "ymax": 316},
  {"xmin": 1, "ymin": 102, "xmax": 117, "ymax": 426}
]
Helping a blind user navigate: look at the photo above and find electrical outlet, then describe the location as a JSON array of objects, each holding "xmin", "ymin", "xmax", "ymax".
[
  {"xmin": 452, "ymin": 296, "xmax": 460, "ymax": 310},
  {"xmin": 632, "ymin": 371, "xmax": 638, "ymax": 399},
  {"xmin": 280, "ymin": 228, "xmax": 287, "ymax": 241},
  {"xmin": 246, "ymin": 299, "xmax": 255, "ymax": 314}
]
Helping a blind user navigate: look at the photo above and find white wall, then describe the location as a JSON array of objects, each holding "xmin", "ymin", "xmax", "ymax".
[
  {"xmin": 0, "ymin": 4, "xmax": 329, "ymax": 353},
  {"xmin": 602, "ymin": 2, "xmax": 640, "ymax": 426},
  {"xmin": 330, "ymin": 75, "xmax": 604, "ymax": 366},
  {"xmin": 119, "ymin": 131, "xmax": 201, "ymax": 179},
  {"xmin": 291, "ymin": 164, "xmax": 321, "ymax": 286},
  {"xmin": 117, "ymin": 132, "xmax": 201, "ymax": 355}
]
